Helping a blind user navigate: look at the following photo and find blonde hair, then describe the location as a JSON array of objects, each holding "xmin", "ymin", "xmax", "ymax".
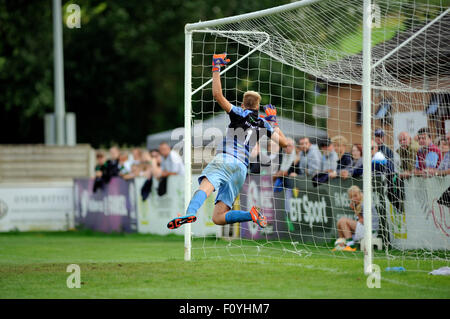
[
  {"xmin": 243, "ymin": 91, "xmax": 261, "ymax": 110},
  {"xmin": 347, "ymin": 185, "xmax": 363, "ymax": 216},
  {"xmin": 331, "ymin": 135, "xmax": 348, "ymax": 147}
]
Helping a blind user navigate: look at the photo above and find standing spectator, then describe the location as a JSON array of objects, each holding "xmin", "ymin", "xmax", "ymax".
[
  {"xmin": 319, "ymin": 137, "xmax": 338, "ymax": 175},
  {"xmin": 159, "ymin": 142, "xmax": 185, "ymax": 177},
  {"xmin": 396, "ymin": 131, "xmax": 419, "ymax": 178},
  {"xmin": 151, "ymin": 142, "xmax": 185, "ymax": 197},
  {"xmin": 437, "ymin": 136, "xmax": 449, "ymax": 160},
  {"xmin": 118, "ymin": 151, "xmax": 133, "ymax": 178},
  {"xmin": 438, "ymin": 132, "xmax": 450, "ymax": 174},
  {"xmin": 93, "ymin": 151, "xmax": 107, "ymax": 192},
  {"xmin": 374, "ymin": 128, "xmax": 394, "ymax": 172},
  {"xmin": 372, "ymin": 140, "xmax": 389, "ymax": 174},
  {"xmin": 310, "ymin": 137, "xmax": 337, "ymax": 186},
  {"xmin": 106, "ymin": 146, "xmax": 121, "ymax": 178},
  {"xmin": 150, "ymin": 149, "xmax": 162, "ymax": 178},
  {"xmin": 288, "ymin": 137, "xmax": 321, "ymax": 177},
  {"xmin": 249, "ymin": 140, "xmax": 281, "ymax": 176},
  {"xmin": 330, "ymin": 135, "xmax": 352, "ymax": 179},
  {"xmin": 415, "ymin": 127, "xmax": 442, "ymax": 175},
  {"xmin": 140, "ymin": 149, "xmax": 164, "ymax": 201},
  {"xmin": 273, "ymin": 137, "xmax": 296, "ymax": 191},
  {"xmin": 349, "ymin": 143, "xmax": 363, "ymax": 178}
]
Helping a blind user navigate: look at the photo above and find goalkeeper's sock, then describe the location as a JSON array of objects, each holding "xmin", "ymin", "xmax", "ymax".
[
  {"xmin": 186, "ymin": 190, "xmax": 207, "ymax": 215},
  {"xmin": 225, "ymin": 210, "xmax": 252, "ymax": 224}
]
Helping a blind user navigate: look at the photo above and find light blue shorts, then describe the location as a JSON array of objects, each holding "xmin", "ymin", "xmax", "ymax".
[{"xmin": 198, "ymin": 153, "xmax": 248, "ymax": 209}]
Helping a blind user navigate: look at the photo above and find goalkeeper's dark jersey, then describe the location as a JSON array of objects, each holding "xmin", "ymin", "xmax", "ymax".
[{"xmin": 216, "ymin": 105, "xmax": 274, "ymax": 167}]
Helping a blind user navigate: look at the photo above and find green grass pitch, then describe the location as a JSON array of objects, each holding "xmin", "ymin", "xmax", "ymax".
[{"xmin": 0, "ymin": 231, "xmax": 449, "ymax": 299}]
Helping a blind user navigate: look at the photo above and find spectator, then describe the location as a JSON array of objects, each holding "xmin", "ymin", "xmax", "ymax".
[
  {"xmin": 437, "ymin": 136, "xmax": 449, "ymax": 159},
  {"xmin": 330, "ymin": 135, "xmax": 352, "ymax": 179},
  {"xmin": 159, "ymin": 142, "xmax": 185, "ymax": 177},
  {"xmin": 152, "ymin": 142, "xmax": 185, "ymax": 196},
  {"xmin": 396, "ymin": 131, "xmax": 419, "ymax": 178},
  {"xmin": 436, "ymin": 132, "xmax": 450, "ymax": 175},
  {"xmin": 131, "ymin": 148, "xmax": 143, "ymax": 166},
  {"xmin": 374, "ymin": 128, "xmax": 394, "ymax": 172},
  {"xmin": 118, "ymin": 151, "xmax": 133, "ymax": 179},
  {"xmin": 349, "ymin": 143, "xmax": 363, "ymax": 178},
  {"xmin": 106, "ymin": 146, "xmax": 121, "ymax": 178},
  {"xmin": 140, "ymin": 149, "xmax": 163, "ymax": 201},
  {"xmin": 372, "ymin": 139, "xmax": 389, "ymax": 174},
  {"xmin": 415, "ymin": 127, "xmax": 442, "ymax": 176},
  {"xmin": 93, "ymin": 150, "xmax": 118, "ymax": 192},
  {"xmin": 150, "ymin": 149, "xmax": 162, "ymax": 178},
  {"xmin": 319, "ymin": 137, "xmax": 338, "ymax": 175},
  {"xmin": 332, "ymin": 185, "xmax": 379, "ymax": 252},
  {"xmin": 273, "ymin": 137, "xmax": 296, "ymax": 180},
  {"xmin": 249, "ymin": 140, "xmax": 281, "ymax": 176},
  {"xmin": 288, "ymin": 137, "xmax": 321, "ymax": 177},
  {"xmin": 94, "ymin": 151, "xmax": 107, "ymax": 178},
  {"xmin": 273, "ymin": 138, "xmax": 296, "ymax": 191}
]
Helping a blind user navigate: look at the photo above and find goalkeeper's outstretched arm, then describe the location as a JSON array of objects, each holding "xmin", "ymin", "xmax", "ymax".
[
  {"xmin": 212, "ymin": 71, "xmax": 232, "ymax": 113},
  {"xmin": 212, "ymin": 54, "xmax": 232, "ymax": 113}
]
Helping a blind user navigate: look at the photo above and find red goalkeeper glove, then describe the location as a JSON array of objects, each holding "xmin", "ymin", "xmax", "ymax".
[{"xmin": 212, "ymin": 53, "xmax": 230, "ymax": 72}]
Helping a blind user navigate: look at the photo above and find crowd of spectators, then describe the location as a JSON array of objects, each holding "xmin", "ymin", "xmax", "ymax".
[
  {"xmin": 249, "ymin": 126, "xmax": 450, "ymax": 188},
  {"xmin": 93, "ymin": 142, "xmax": 184, "ymax": 198}
]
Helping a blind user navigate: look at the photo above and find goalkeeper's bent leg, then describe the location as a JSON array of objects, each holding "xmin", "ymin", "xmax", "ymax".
[
  {"xmin": 186, "ymin": 190, "xmax": 207, "ymax": 216},
  {"xmin": 225, "ymin": 210, "xmax": 252, "ymax": 224}
]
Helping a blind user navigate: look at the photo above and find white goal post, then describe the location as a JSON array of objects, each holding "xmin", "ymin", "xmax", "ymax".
[{"xmin": 183, "ymin": 0, "xmax": 450, "ymax": 273}]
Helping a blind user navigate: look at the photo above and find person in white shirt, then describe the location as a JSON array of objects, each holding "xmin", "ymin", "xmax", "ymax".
[
  {"xmin": 159, "ymin": 142, "xmax": 185, "ymax": 177},
  {"xmin": 273, "ymin": 137, "xmax": 296, "ymax": 181}
]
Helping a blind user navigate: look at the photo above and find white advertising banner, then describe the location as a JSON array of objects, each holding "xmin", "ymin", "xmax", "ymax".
[
  {"xmin": 386, "ymin": 176, "xmax": 450, "ymax": 250},
  {"xmin": 134, "ymin": 176, "xmax": 218, "ymax": 236},
  {"xmin": 0, "ymin": 182, "xmax": 74, "ymax": 232}
]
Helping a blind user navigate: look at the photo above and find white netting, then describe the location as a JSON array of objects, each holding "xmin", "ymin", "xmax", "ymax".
[{"xmin": 187, "ymin": 0, "xmax": 450, "ymax": 272}]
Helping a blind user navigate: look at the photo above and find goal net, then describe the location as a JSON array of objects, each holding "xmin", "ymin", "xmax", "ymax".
[{"xmin": 184, "ymin": 0, "xmax": 450, "ymax": 273}]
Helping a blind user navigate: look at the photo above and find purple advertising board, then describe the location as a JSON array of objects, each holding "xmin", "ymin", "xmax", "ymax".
[
  {"xmin": 239, "ymin": 175, "xmax": 278, "ymax": 240},
  {"xmin": 74, "ymin": 177, "xmax": 137, "ymax": 233}
]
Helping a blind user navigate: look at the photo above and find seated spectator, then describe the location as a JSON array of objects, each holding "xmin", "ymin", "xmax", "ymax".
[
  {"xmin": 396, "ymin": 131, "xmax": 419, "ymax": 178},
  {"xmin": 332, "ymin": 185, "xmax": 379, "ymax": 252},
  {"xmin": 329, "ymin": 135, "xmax": 352, "ymax": 179},
  {"xmin": 349, "ymin": 143, "xmax": 363, "ymax": 178},
  {"xmin": 374, "ymin": 128, "xmax": 394, "ymax": 172},
  {"xmin": 288, "ymin": 137, "xmax": 321, "ymax": 177},
  {"xmin": 414, "ymin": 127, "xmax": 442, "ymax": 176}
]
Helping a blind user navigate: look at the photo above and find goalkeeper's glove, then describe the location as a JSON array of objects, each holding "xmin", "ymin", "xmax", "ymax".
[
  {"xmin": 262, "ymin": 104, "xmax": 278, "ymax": 126},
  {"xmin": 212, "ymin": 53, "xmax": 230, "ymax": 72}
]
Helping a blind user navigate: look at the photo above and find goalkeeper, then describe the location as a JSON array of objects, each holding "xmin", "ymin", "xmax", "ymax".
[{"xmin": 168, "ymin": 53, "xmax": 288, "ymax": 229}]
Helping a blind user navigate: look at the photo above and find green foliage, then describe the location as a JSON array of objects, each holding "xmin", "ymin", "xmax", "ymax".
[{"xmin": 0, "ymin": 0, "xmax": 447, "ymax": 146}]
